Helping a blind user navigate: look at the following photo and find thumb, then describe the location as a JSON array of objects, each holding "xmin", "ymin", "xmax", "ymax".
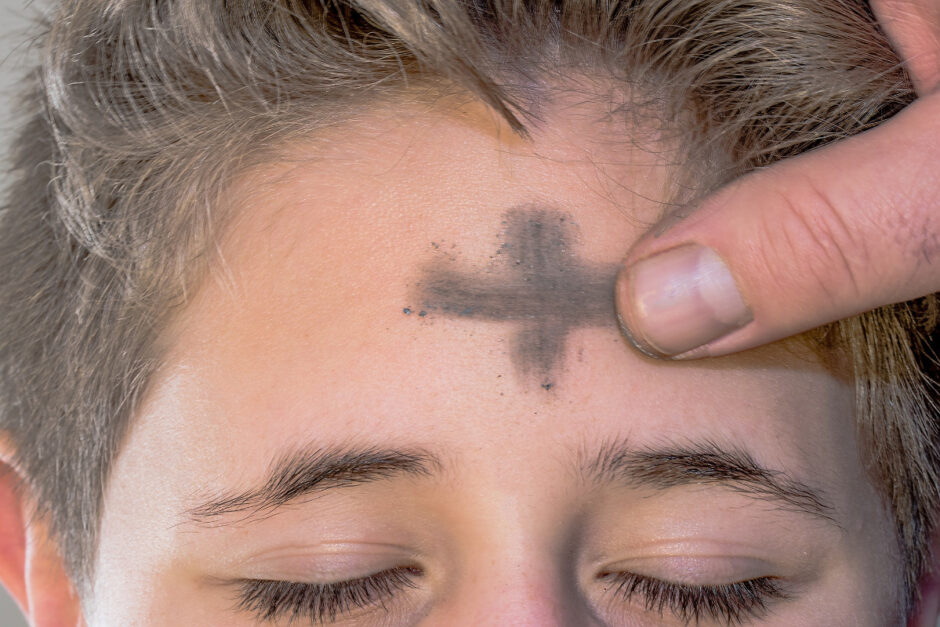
[{"xmin": 615, "ymin": 91, "xmax": 940, "ymax": 359}]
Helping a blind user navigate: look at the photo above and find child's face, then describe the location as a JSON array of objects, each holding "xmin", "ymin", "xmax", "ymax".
[{"xmin": 88, "ymin": 97, "xmax": 901, "ymax": 626}]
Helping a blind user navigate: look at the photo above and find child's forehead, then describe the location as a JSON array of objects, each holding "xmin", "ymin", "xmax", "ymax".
[
  {"xmin": 165, "ymin": 100, "xmax": 672, "ymax": 385},
  {"xmin": 209, "ymin": 97, "xmax": 677, "ymax": 295},
  {"xmin": 161, "ymin": 100, "xmax": 820, "ymax": 396},
  {"xmin": 146, "ymin": 101, "xmax": 855, "ymax": 477}
]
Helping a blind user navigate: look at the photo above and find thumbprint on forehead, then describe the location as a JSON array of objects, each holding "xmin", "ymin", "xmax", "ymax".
[{"xmin": 412, "ymin": 206, "xmax": 618, "ymax": 388}]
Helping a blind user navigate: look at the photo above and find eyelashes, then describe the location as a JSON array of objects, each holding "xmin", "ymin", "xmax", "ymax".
[
  {"xmin": 599, "ymin": 570, "xmax": 788, "ymax": 626},
  {"xmin": 236, "ymin": 567, "xmax": 787, "ymax": 625},
  {"xmin": 235, "ymin": 566, "xmax": 421, "ymax": 624}
]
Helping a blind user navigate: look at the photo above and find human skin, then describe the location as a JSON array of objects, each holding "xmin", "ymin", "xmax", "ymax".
[
  {"xmin": 616, "ymin": 0, "xmax": 940, "ymax": 359},
  {"xmin": 87, "ymin": 95, "xmax": 901, "ymax": 626}
]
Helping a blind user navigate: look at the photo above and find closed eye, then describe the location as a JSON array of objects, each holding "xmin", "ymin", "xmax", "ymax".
[
  {"xmin": 599, "ymin": 570, "xmax": 789, "ymax": 625},
  {"xmin": 235, "ymin": 565, "xmax": 423, "ymax": 624}
]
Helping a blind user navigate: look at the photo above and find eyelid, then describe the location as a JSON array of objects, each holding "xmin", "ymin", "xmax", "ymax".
[
  {"xmin": 234, "ymin": 566, "xmax": 423, "ymax": 624},
  {"xmin": 597, "ymin": 570, "xmax": 790, "ymax": 626},
  {"xmin": 234, "ymin": 542, "xmax": 420, "ymax": 582},
  {"xmin": 599, "ymin": 554, "xmax": 778, "ymax": 585}
]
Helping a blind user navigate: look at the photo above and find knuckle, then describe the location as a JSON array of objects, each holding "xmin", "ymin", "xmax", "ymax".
[{"xmin": 755, "ymin": 173, "xmax": 869, "ymax": 307}]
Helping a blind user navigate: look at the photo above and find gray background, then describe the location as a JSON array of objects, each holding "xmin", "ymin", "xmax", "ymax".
[{"xmin": 1, "ymin": 2, "xmax": 43, "ymax": 625}]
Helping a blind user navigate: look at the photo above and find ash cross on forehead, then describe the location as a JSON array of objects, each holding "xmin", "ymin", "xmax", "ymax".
[{"xmin": 414, "ymin": 207, "xmax": 619, "ymax": 387}]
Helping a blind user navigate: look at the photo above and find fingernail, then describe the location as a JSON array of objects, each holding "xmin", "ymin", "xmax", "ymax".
[{"xmin": 616, "ymin": 244, "xmax": 752, "ymax": 358}]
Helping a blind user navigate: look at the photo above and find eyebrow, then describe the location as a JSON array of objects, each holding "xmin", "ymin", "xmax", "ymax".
[
  {"xmin": 183, "ymin": 440, "xmax": 836, "ymax": 527},
  {"xmin": 582, "ymin": 439, "xmax": 837, "ymax": 524},
  {"xmin": 184, "ymin": 446, "xmax": 440, "ymax": 525}
]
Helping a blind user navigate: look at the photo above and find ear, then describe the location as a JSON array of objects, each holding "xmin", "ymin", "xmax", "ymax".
[
  {"xmin": 0, "ymin": 440, "xmax": 84, "ymax": 626},
  {"xmin": 910, "ymin": 531, "xmax": 940, "ymax": 627},
  {"xmin": 871, "ymin": 0, "xmax": 940, "ymax": 95}
]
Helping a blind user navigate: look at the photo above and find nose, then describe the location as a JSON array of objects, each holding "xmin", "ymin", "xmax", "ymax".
[{"xmin": 437, "ymin": 567, "xmax": 601, "ymax": 627}]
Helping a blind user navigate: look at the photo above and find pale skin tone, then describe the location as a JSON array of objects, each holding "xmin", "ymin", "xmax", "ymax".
[
  {"xmin": 2, "ymin": 3, "xmax": 939, "ymax": 624},
  {"xmin": 616, "ymin": 0, "xmax": 940, "ymax": 358},
  {"xmin": 74, "ymin": 94, "xmax": 906, "ymax": 626}
]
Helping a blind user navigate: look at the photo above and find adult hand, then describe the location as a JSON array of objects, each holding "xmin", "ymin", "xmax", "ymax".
[{"xmin": 615, "ymin": 0, "xmax": 940, "ymax": 359}]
